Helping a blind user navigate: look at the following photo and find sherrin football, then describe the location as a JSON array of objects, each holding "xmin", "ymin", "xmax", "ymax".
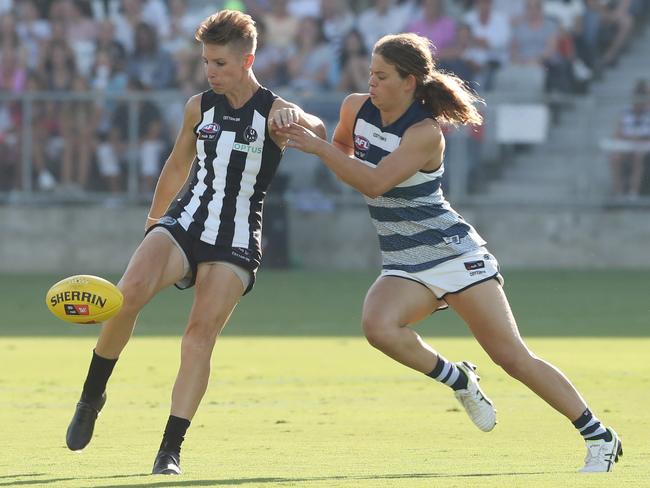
[{"xmin": 46, "ymin": 275, "xmax": 123, "ymax": 324}]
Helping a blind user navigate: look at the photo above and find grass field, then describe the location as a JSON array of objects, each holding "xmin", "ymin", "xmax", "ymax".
[{"xmin": 1, "ymin": 270, "xmax": 649, "ymax": 487}]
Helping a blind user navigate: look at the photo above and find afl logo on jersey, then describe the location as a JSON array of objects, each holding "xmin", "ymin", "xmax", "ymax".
[
  {"xmin": 243, "ymin": 125, "xmax": 258, "ymax": 143},
  {"xmin": 355, "ymin": 135, "xmax": 370, "ymax": 151},
  {"xmin": 198, "ymin": 123, "xmax": 221, "ymax": 141},
  {"xmin": 354, "ymin": 135, "xmax": 370, "ymax": 158}
]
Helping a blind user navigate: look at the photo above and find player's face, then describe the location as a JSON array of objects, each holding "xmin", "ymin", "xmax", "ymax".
[
  {"xmin": 368, "ymin": 54, "xmax": 413, "ymax": 110},
  {"xmin": 202, "ymin": 43, "xmax": 253, "ymax": 94}
]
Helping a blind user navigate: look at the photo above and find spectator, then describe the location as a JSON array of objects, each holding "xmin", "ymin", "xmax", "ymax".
[
  {"xmin": 59, "ymin": 75, "xmax": 95, "ymax": 191},
  {"xmin": 163, "ymin": 0, "xmax": 203, "ymax": 56},
  {"xmin": 126, "ymin": 22, "xmax": 175, "ymax": 89},
  {"xmin": 0, "ymin": 18, "xmax": 26, "ymax": 93},
  {"xmin": 608, "ymin": 80, "xmax": 650, "ymax": 200},
  {"xmin": 336, "ymin": 29, "xmax": 370, "ymax": 93},
  {"xmin": 407, "ymin": 0, "xmax": 457, "ymax": 54},
  {"xmin": 95, "ymin": 19, "xmax": 127, "ymax": 62},
  {"xmin": 579, "ymin": 0, "xmax": 635, "ymax": 71},
  {"xmin": 110, "ymin": 0, "xmax": 145, "ymax": 54},
  {"xmin": 438, "ymin": 23, "xmax": 488, "ymax": 85},
  {"xmin": 263, "ymin": 0, "xmax": 300, "ymax": 55},
  {"xmin": 545, "ymin": 0, "xmax": 593, "ymax": 89},
  {"xmin": 0, "ymin": 25, "xmax": 27, "ymax": 190},
  {"xmin": 357, "ymin": 0, "xmax": 415, "ymax": 51},
  {"xmin": 26, "ymin": 72, "xmax": 59, "ymax": 191},
  {"xmin": 14, "ymin": 0, "xmax": 51, "ymax": 71},
  {"xmin": 250, "ymin": 16, "xmax": 287, "ymax": 89},
  {"xmin": 321, "ymin": 0, "xmax": 356, "ymax": 56},
  {"xmin": 63, "ymin": 0, "xmax": 98, "ymax": 77},
  {"xmin": 32, "ymin": 38, "xmax": 80, "ymax": 190},
  {"xmin": 510, "ymin": 0, "xmax": 574, "ymax": 93},
  {"xmin": 287, "ymin": 17, "xmax": 333, "ymax": 93},
  {"xmin": 288, "ymin": 0, "xmax": 321, "ymax": 18},
  {"xmin": 463, "ymin": 0, "xmax": 511, "ymax": 90},
  {"xmin": 105, "ymin": 79, "xmax": 166, "ymax": 194}
]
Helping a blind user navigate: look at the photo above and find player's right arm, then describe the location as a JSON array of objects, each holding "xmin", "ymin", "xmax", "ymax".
[
  {"xmin": 332, "ymin": 93, "xmax": 368, "ymax": 156},
  {"xmin": 145, "ymin": 94, "xmax": 201, "ymax": 230}
]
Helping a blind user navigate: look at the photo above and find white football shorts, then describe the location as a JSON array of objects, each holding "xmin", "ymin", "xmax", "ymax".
[{"xmin": 380, "ymin": 246, "xmax": 503, "ymax": 307}]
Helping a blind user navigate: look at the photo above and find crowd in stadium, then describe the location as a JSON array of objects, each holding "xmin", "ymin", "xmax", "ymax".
[{"xmin": 0, "ymin": 0, "xmax": 648, "ymax": 194}]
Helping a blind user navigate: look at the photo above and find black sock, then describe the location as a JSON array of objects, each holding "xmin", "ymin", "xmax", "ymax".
[
  {"xmin": 572, "ymin": 408, "xmax": 612, "ymax": 441},
  {"xmin": 81, "ymin": 350, "xmax": 118, "ymax": 400},
  {"xmin": 160, "ymin": 415, "xmax": 191, "ymax": 454}
]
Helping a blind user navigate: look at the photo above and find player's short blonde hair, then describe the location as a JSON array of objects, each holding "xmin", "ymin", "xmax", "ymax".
[{"xmin": 195, "ymin": 10, "xmax": 257, "ymax": 54}]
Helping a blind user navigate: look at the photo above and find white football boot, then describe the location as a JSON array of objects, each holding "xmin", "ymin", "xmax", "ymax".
[
  {"xmin": 580, "ymin": 428, "xmax": 622, "ymax": 473},
  {"xmin": 453, "ymin": 361, "xmax": 497, "ymax": 432}
]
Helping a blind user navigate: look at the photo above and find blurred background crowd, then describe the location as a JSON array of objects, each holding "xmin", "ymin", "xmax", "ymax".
[{"xmin": 0, "ymin": 0, "xmax": 649, "ymax": 205}]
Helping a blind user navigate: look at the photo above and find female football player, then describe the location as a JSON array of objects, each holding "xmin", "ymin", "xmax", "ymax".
[
  {"xmin": 65, "ymin": 10, "xmax": 325, "ymax": 475},
  {"xmin": 277, "ymin": 32, "xmax": 621, "ymax": 473}
]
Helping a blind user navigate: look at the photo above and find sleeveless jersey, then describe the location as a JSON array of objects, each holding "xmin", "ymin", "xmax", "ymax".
[
  {"xmin": 353, "ymin": 97, "xmax": 486, "ymax": 273},
  {"xmin": 168, "ymin": 87, "xmax": 282, "ymax": 259}
]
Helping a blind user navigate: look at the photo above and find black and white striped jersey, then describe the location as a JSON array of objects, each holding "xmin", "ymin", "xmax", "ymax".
[{"xmin": 168, "ymin": 87, "xmax": 282, "ymax": 258}]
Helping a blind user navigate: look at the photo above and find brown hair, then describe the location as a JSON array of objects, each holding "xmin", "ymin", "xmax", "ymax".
[
  {"xmin": 195, "ymin": 10, "xmax": 257, "ymax": 54},
  {"xmin": 373, "ymin": 33, "xmax": 483, "ymax": 126}
]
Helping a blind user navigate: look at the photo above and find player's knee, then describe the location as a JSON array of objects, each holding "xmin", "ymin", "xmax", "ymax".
[
  {"xmin": 182, "ymin": 317, "xmax": 222, "ymax": 354},
  {"xmin": 362, "ymin": 314, "xmax": 397, "ymax": 349},
  {"xmin": 492, "ymin": 350, "xmax": 535, "ymax": 379},
  {"xmin": 117, "ymin": 276, "xmax": 151, "ymax": 313}
]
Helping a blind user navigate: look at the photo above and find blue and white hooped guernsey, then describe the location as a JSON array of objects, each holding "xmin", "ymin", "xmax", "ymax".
[{"xmin": 353, "ymin": 97, "xmax": 486, "ymax": 273}]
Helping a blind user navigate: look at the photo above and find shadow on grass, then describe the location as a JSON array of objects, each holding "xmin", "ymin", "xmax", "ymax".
[
  {"xmin": 0, "ymin": 474, "xmax": 44, "ymax": 479},
  {"xmin": 0, "ymin": 473, "xmax": 150, "ymax": 486},
  {"xmin": 81, "ymin": 470, "xmax": 550, "ymax": 487}
]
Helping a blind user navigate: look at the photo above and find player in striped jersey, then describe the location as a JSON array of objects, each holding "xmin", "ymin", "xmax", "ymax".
[
  {"xmin": 64, "ymin": 10, "xmax": 325, "ymax": 476},
  {"xmin": 279, "ymin": 32, "xmax": 621, "ymax": 473}
]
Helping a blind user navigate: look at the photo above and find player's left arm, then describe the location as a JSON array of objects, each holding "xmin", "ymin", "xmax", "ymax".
[
  {"xmin": 268, "ymin": 98, "xmax": 326, "ymax": 148},
  {"xmin": 279, "ymin": 119, "xmax": 441, "ymax": 198}
]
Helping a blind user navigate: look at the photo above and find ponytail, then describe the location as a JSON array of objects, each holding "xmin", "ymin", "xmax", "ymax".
[
  {"xmin": 417, "ymin": 71, "xmax": 483, "ymax": 126},
  {"xmin": 374, "ymin": 33, "xmax": 483, "ymax": 127}
]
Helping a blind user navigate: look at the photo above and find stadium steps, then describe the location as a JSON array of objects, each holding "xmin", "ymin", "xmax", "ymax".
[{"xmin": 478, "ymin": 26, "xmax": 650, "ymax": 206}]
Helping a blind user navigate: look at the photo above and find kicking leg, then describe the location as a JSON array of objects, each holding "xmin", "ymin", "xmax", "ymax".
[{"xmin": 67, "ymin": 232, "xmax": 186, "ymax": 451}]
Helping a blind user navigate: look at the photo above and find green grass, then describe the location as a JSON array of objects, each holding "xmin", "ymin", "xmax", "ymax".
[
  {"xmin": 1, "ymin": 269, "xmax": 649, "ymax": 336},
  {"xmin": 1, "ymin": 337, "xmax": 648, "ymax": 487},
  {"xmin": 0, "ymin": 270, "xmax": 648, "ymax": 486}
]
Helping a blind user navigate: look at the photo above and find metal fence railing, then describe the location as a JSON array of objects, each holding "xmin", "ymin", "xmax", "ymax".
[{"xmin": 1, "ymin": 90, "xmax": 648, "ymax": 208}]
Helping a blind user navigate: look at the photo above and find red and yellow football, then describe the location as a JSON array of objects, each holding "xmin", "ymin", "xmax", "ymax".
[{"xmin": 46, "ymin": 275, "xmax": 123, "ymax": 324}]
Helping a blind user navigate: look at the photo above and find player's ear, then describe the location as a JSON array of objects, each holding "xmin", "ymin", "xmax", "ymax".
[
  {"xmin": 243, "ymin": 53, "xmax": 255, "ymax": 70},
  {"xmin": 405, "ymin": 74, "xmax": 417, "ymax": 92}
]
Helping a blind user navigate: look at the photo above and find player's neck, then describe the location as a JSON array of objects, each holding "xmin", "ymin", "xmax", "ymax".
[
  {"xmin": 224, "ymin": 75, "xmax": 261, "ymax": 110},
  {"xmin": 380, "ymin": 99, "xmax": 412, "ymax": 127}
]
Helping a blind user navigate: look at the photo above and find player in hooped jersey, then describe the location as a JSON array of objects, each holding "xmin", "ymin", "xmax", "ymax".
[
  {"xmin": 64, "ymin": 10, "xmax": 325, "ymax": 475},
  {"xmin": 279, "ymin": 32, "xmax": 621, "ymax": 473}
]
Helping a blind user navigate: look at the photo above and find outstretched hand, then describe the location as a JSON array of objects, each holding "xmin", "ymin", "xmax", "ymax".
[
  {"xmin": 276, "ymin": 123, "xmax": 324, "ymax": 155},
  {"xmin": 269, "ymin": 106, "xmax": 301, "ymax": 129}
]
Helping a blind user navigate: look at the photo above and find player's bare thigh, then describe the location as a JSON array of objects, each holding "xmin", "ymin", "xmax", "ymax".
[
  {"xmin": 363, "ymin": 275, "xmax": 444, "ymax": 327},
  {"xmin": 185, "ymin": 263, "xmax": 246, "ymax": 338},
  {"xmin": 444, "ymin": 279, "xmax": 529, "ymax": 359},
  {"xmin": 119, "ymin": 230, "xmax": 188, "ymax": 299}
]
